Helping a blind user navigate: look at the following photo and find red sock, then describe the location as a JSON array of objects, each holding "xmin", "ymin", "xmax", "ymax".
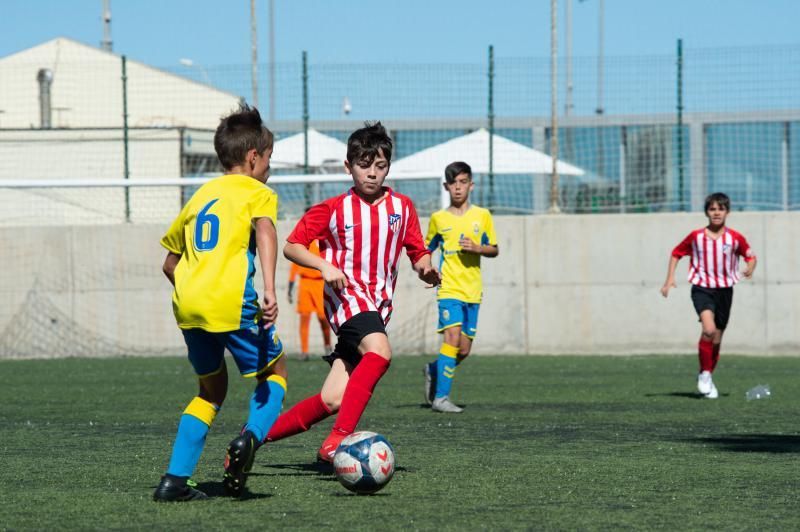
[
  {"xmin": 330, "ymin": 352, "xmax": 390, "ymax": 436},
  {"xmin": 698, "ymin": 338, "xmax": 713, "ymax": 373},
  {"xmin": 265, "ymin": 393, "xmax": 331, "ymax": 442},
  {"xmin": 711, "ymin": 343, "xmax": 721, "ymax": 371}
]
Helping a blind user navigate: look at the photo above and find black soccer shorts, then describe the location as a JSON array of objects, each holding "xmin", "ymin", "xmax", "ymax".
[
  {"xmin": 323, "ymin": 311, "xmax": 387, "ymax": 367},
  {"xmin": 691, "ymin": 285, "xmax": 734, "ymax": 330}
]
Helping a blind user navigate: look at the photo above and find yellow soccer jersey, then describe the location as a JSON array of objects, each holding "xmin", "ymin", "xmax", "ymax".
[
  {"xmin": 160, "ymin": 174, "xmax": 278, "ymax": 332},
  {"xmin": 426, "ymin": 205, "xmax": 497, "ymax": 303}
]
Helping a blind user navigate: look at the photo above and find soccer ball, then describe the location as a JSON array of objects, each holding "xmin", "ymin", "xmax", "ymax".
[{"xmin": 333, "ymin": 431, "xmax": 395, "ymax": 494}]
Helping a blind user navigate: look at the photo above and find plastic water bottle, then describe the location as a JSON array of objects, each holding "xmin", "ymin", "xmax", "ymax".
[{"xmin": 745, "ymin": 384, "xmax": 771, "ymax": 401}]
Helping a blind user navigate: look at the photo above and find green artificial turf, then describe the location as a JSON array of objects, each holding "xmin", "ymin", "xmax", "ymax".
[{"xmin": 1, "ymin": 354, "xmax": 799, "ymax": 530}]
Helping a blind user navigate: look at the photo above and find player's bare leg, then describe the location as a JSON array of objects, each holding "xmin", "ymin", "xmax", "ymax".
[
  {"xmin": 320, "ymin": 357, "xmax": 354, "ymax": 413},
  {"xmin": 457, "ymin": 333, "xmax": 473, "ymax": 365},
  {"xmin": 319, "ymin": 333, "xmax": 391, "ymax": 461}
]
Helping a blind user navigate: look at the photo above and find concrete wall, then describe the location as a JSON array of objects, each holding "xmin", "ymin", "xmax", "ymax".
[
  {"xmin": 517, "ymin": 212, "xmax": 800, "ymax": 355},
  {"xmin": 1, "ymin": 212, "xmax": 798, "ymax": 359}
]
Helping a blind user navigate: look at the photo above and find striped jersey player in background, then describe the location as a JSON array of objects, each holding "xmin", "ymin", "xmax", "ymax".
[
  {"xmin": 154, "ymin": 105, "xmax": 287, "ymax": 501},
  {"xmin": 660, "ymin": 192, "xmax": 757, "ymax": 399},
  {"xmin": 423, "ymin": 161, "xmax": 498, "ymax": 413},
  {"xmin": 261, "ymin": 122, "xmax": 441, "ymax": 461}
]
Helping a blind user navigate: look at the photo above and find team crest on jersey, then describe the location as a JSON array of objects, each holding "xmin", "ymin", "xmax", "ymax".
[
  {"xmin": 472, "ymin": 222, "xmax": 480, "ymax": 235},
  {"xmin": 722, "ymin": 244, "xmax": 731, "ymax": 252},
  {"xmin": 388, "ymin": 213, "xmax": 402, "ymax": 231}
]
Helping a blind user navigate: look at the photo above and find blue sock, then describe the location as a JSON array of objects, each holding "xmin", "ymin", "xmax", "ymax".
[
  {"xmin": 166, "ymin": 397, "xmax": 218, "ymax": 478},
  {"xmin": 435, "ymin": 344, "xmax": 459, "ymax": 399},
  {"xmin": 244, "ymin": 375, "xmax": 287, "ymax": 442}
]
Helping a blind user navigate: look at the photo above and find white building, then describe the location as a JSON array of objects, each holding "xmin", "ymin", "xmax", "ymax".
[
  {"xmin": 0, "ymin": 38, "xmax": 243, "ymax": 225},
  {"xmin": 0, "ymin": 37, "xmax": 242, "ymax": 129}
]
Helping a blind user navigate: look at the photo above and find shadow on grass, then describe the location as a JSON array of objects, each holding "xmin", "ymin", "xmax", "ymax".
[
  {"xmin": 391, "ymin": 403, "xmax": 440, "ymax": 409},
  {"xmin": 257, "ymin": 461, "xmax": 335, "ymax": 476},
  {"xmin": 645, "ymin": 392, "xmax": 731, "ymax": 399},
  {"xmin": 261, "ymin": 462, "xmax": 409, "ymax": 477},
  {"xmin": 688, "ymin": 434, "xmax": 800, "ymax": 453},
  {"xmin": 193, "ymin": 481, "xmax": 272, "ymax": 500},
  {"xmin": 331, "ymin": 491, "xmax": 392, "ymax": 497}
]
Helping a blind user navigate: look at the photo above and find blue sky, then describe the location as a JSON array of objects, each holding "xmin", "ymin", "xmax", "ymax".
[{"xmin": 1, "ymin": 0, "xmax": 798, "ymax": 66}]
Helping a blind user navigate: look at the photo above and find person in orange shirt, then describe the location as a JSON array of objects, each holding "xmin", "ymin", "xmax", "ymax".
[{"xmin": 288, "ymin": 239, "xmax": 332, "ymax": 360}]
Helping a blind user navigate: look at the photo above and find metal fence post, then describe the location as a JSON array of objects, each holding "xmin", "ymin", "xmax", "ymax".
[
  {"xmin": 488, "ymin": 45, "xmax": 495, "ymax": 210},
  {"xmin": 122, "ymin": 55, "xmax": 130, "ymax": 222},
  {"xmin": 676, "ymin": 38, "xmax": 685, "ymax": 211}
]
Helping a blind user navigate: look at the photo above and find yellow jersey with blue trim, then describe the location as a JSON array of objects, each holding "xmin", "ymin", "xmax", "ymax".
[
  {"xmin": 160, "ymin": 173, "xmax": 278, "ymax": 332},
  {"xmin": 425, "ymin": 204, "xmax": 497, "ymax": 303}
]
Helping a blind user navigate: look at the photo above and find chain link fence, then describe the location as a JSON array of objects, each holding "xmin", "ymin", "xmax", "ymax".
[{"xmin": 1, "ymin": 38, "xmax": 799, "ymax": 220}]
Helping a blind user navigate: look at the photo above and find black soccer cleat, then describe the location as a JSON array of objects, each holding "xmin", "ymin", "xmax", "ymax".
[
  {"xmin": 223, "ymin": 430, "xmax": 257, "ymax": 498},
  {"xmin": 153, "ymin": 475, "xmax": 208, "ymax": 502}
]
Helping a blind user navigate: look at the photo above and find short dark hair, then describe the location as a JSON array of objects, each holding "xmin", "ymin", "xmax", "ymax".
[
  {"xmin": 704, "ymin": 192, "xmax": 730, "ymax": 212},
  {"xmin": 346, "ymin": 122, "xmax": 392, "ymax": 165},
  {"xmin": 214, "ymin": 104, "xmax": 274, "ymax": 170},
  {"xmin": 444, "ymin": 161, "xmax": 472, "ymax": 184}
]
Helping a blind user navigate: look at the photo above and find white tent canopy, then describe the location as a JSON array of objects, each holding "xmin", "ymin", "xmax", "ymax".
[
  {"xmin": 390, "ymin": 128, "xmax": 585, "ymax": 177},
  {"xmin": 271, "ymin": 129, "xmax": 347, "ymax": 170}
]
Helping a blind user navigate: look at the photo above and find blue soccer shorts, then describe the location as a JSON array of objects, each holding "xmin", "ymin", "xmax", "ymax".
[
  {"xmin": 182, "ymin": 323, "xmax": 284, "ymax": 378},
  {"xmin": 437, "ymin": 299, "xmax": 480, "ymax": 339}
]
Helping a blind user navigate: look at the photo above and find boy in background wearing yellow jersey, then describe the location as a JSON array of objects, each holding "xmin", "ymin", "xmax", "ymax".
[
  {"xmin": 424, "ymin": 161, "xmax": 498, "ymax": 413},
  {"xmin": 153, "ymin": 105, "xmax": 287, "ymax": 501}
]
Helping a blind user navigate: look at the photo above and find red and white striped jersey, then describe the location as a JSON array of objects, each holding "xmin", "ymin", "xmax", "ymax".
[
  {"xmin": 287, "ymin": 187, "xmax": 430, "ymax": 333},
  {"xmin": 672, "ymin": 227, "xmax": 755, "ymax": 288}
]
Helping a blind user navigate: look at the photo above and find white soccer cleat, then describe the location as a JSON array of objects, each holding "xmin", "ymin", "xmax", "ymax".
[
  {"xmin": 697, "ymin": 371, "xmax": 713, "ymax": 395},
  {"xmin": 705, "ymin": 382, "xmax": 719, "ymax": 399},
  {"xmin": 431, "ymin": 396, "xmax": 463, "ymax": 413}
]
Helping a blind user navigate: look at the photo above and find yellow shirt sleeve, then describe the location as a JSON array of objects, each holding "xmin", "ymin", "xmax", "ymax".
[
  {"xmin": 250, "ymin": 187, "xmax": 278, "ymax": 225},
  {"xmin": 483, "ymin": 210, "xmax": 497, "ymax": 246},
  {"xmin": 160, "ymin": 205, "xmax": 187, "ymax": 255}
]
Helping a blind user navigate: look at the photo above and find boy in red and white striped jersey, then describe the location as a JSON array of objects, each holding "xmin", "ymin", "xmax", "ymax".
[
  {"xmin": 264, "ymin": 122, "xmax": 440, "ymax": 461},
  {"xmin": 661, "ymin": 192, "xmax": 757, "ymax": 399}
]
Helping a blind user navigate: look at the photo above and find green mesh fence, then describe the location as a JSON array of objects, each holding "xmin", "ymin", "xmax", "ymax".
[{"xmin": 2, "ymin": 39, "xmax": 800, "ymax": 217}]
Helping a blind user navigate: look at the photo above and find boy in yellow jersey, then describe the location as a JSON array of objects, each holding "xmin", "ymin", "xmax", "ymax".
[
  {"xmin": 424, "ymin": 161, "xmax": 498, "ymax": 413},
  {"xmin": 153, "ymin": 105, "xmax": 287, "ymax": 501}
]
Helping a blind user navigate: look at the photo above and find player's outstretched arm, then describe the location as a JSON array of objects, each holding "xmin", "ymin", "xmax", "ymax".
[
  {"xmin": 284, "ymin": 242, "xmax": 348, "ymax": 290},
  {"xmin": 660, "ymin": 256, "xmax": 680, "ymax": 298},
  {"xmin": 413, "ymin": 254, "xmax": 441, "ymax": 287},
  {"xmin": 255, "ymin": 217, "xmax": 279, "ymax": 327},
  {"xmin": 162, "ymin": 252, "xmax": 181, "ymax": 287}
]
